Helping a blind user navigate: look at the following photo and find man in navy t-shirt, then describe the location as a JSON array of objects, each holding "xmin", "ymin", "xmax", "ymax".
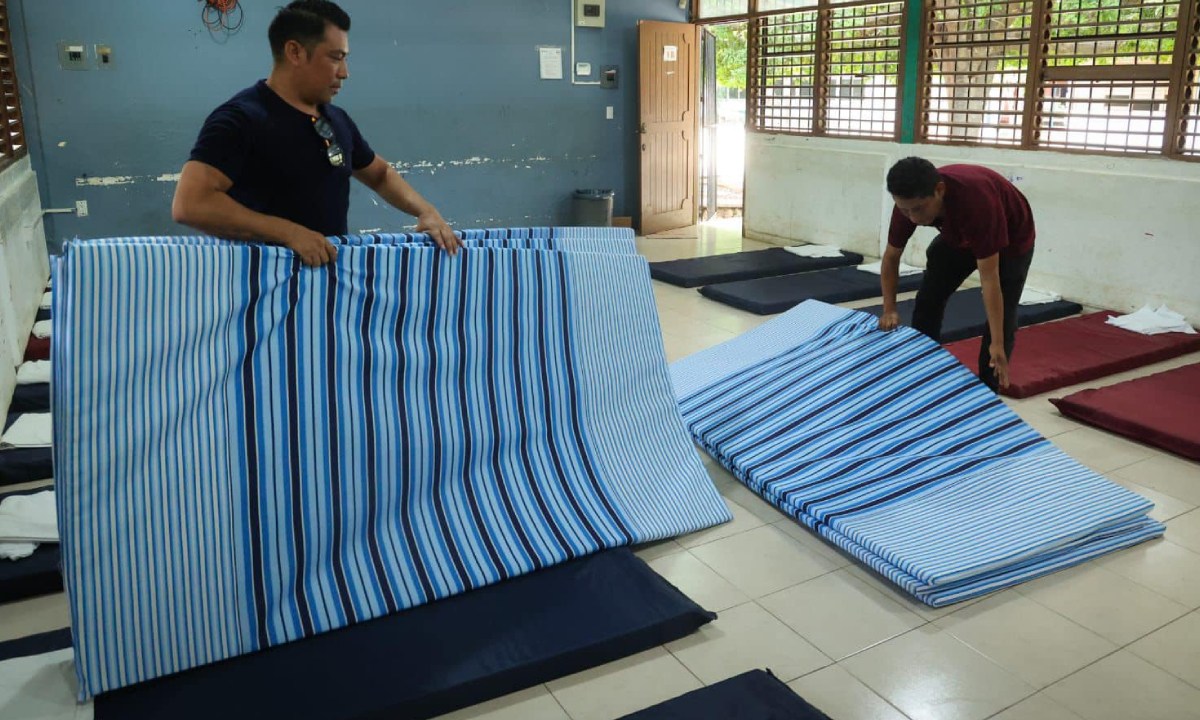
[
  {"xmin": 878, "ymin": 157, "xmax": 1036, "ymax": 391},
  {"xmin": 172, "ymin": 0, "xmax": 459, "ymax": 265}
]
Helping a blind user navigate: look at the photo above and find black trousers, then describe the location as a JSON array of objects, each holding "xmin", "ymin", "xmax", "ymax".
[{"xmin": 911, "ymin": 236, "xmax": 1034, "ymax": 391}]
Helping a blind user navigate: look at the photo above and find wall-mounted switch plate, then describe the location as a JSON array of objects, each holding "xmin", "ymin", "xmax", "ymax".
[{"xmin": 58, "ymin": 41, "xmax": 88, "ymax": 71}]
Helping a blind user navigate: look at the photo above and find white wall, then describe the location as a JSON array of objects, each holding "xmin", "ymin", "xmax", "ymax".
[
  {"xmin": 744, "ymin": 133, "xmax": 1200, "ymax": 321},
  {"xmin": 0, "ymin": 156, "xmax": 51, "ymax": 420}
]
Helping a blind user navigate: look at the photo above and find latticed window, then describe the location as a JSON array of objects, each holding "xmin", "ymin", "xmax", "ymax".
[
  {"xmin": 1039, "ymin": 0, "xmax": 1179, "ymax": 153},
  {"xmin": 0, "ymin": 0, "xmax": 26, "ymax": 167},
  {"xmin": 745, "ymin": 0, "xmax": 905, "ymax": 139},
  {"xmin": 924, "ymin": 1, "xmax": 1033, "ymax": 145},
  {"xmin": 754, "ymin": 10, "xmax": 820, "ymax": 132},
  {"xmin": 827, "ymin": 2, "xmax": 905, "ymax": 137},
  {"xmin": 921, "ymin": 0, "xmax": 1200, "ymax": 158}
]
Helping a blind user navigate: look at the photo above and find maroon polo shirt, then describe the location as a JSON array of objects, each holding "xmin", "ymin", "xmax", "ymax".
[{"xmin": 888, "ymin": 164, "xmax": 1036, "ymax": 259}]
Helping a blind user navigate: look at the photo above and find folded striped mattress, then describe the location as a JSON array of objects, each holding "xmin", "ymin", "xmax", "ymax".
[
  {"xmin": 53, "ymin": 230, "xmax": 728, "ymax": 698},
  {"xmin": 670, "ymin": 300, "xmax": 1163, "ymax": 607}
]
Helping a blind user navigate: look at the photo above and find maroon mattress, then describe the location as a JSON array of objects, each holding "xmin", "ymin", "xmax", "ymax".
[
  {"xmin": 1050, "ymin": 362, "xmax": 1200, "ymax": 461},
  {"xmin": 945, "ymin": 312, "xmax": 1200, "ymax": 398},
  {"xmin": 23, "ymin": 335, "xmax": 49, "ymax": 362}
]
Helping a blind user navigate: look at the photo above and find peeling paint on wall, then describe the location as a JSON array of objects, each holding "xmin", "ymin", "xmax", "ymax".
[
  {"xmin": 69, "ymin": 156, "xmax": 583, "ymax": 190},
  {"xmin": 392, "ymin": 153, "xmax": 597, "ymax": 175},
  {"xmin": 75, "ymin": 173, "xmax": 181, "ymax": 187},
  {"xmin": 75, "ymin": 175, "xmax": 135, "ymax": 187}
]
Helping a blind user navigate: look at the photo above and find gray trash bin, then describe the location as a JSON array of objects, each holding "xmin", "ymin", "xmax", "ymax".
[{"xmin": 570, "ymin": 189, "xmax": 614, "ymax": 227}]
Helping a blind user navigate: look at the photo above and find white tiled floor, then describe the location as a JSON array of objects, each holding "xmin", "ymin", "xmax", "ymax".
[{"xmin": 4, "ymin": 218, "xmax": 1199, "ymax": 719}]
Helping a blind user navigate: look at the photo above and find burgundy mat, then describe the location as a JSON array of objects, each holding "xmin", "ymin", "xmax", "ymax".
[
  {"xmin": 1050, "ymin": 362, "xmax": 1200, "ymax": 461},
  {"xmin": 945, "ymin": 312, "xmax": 1200, "ymax": 398},
  {"xmin": 23, "ymin": 335, "xmax": 49, "ymax": 362}
]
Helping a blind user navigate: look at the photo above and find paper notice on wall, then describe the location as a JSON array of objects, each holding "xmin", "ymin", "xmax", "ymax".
[
  {"xmin": 663, "ymin": 45, "xmax": 678, "ymax": 62},
  {"xmin": 539, "ymin": 46, "xmax": 563, "ymax": 80}
]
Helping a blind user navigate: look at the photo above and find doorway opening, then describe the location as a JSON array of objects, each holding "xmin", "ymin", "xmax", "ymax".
[{"xmin": 700, "ymin": 21, "xmax": 746, "ymax": 223}]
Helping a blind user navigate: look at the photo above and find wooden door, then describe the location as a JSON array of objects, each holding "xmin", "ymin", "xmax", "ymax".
[{"xmin": 639, "ymin": 21, "xmax": 700, "ymax": 235}]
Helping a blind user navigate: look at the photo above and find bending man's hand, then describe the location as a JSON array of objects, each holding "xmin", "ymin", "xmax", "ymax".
[
  {"xmin": 989, "ymin": 343, "xmax": 1010, "ymax": 388},
  {"xmin": 416, "ymin": 212, "xmax": 460, "ymax": 256},
  {"xmin": 878, "ymin": 310, "xmax": 901, "ymax": 331}
]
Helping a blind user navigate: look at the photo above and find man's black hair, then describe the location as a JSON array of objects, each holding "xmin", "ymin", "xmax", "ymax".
[
  {"xmin": 269, "ymin": 1, "xmax": 351, "ymax": 61},
  {"xmin": 886, "ymin": 156, "xmax": 942, "ymax": 199}
]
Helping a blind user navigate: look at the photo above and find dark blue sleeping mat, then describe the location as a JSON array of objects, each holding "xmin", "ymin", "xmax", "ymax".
[
  {"xmin": 10, "ymin": 383, "xmax": 49, "ymax": 413},
  {"xmin": 649, "ymin": 248, "xmax": 863, "ymax": 288},
  {"xmin": 861, "ymin": 287, "xmax": 1083, "ymax": 342},
  {"xmin": 86, "ymin": 549, "xmax": 714, "ymax": 720},
  {"xmin": 700, "ymin": 266, "xmax": 924, "ymax": 315},
  {"xmin": 619, "ymin": 669, "xmax": 831, "ymax": 719}
]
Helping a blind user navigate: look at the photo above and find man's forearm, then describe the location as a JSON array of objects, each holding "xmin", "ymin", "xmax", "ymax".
[
  {"xmin": 980, "ymin": 273, "xmax": 1006, "ymax": 348},
  {"xmin": 374, "ymin": 166, "xmax": 440, "ymax": 219},
  {"xmin": 881, "ymin": 247, "xmax": 902, "ymax": 312},
  {"xmin": 175, "ymin": 190, "xmax": 298, "ymax": 245}
]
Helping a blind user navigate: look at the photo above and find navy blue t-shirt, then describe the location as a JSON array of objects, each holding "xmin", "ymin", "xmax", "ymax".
[{"xmin": 189, "ymin": 80, "xmax": 375, "ymax": 236}]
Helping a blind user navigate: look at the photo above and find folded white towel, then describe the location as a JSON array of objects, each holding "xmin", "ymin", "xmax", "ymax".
[
  {"xmin": 1106, "ymin": 305, "xmax": 1197, "ymax": 336},
  {"xmin": 857, "ymin": 260, "xmax": 923, "ymax": 277},
  {"xmin": 40, "ymin": 291, "xmax": 52, "ymax": 309},
  {"xmin": 0, "ymin": 541, "xmax": 36, "ymax": 561},
  {"xmin": 32, "ymin": 320, "xmax": 52, "ymax": 339},
  {"xmin": 1, "ymin": 413, "xmax": 53, "ymax": 448},
  {"xmin": 784, "ymin": 244, "xmax": 843, "ymax": 258},
  {"xmin": 16, "ymin": 360, "xmax": 51, "ymax": 385},
  {"xmin": 1019, "ymin": 286, "xmax": 1063, "ymax": 305},
  {"xmin": 0, "ymin": 491, "xmax": 57, "ymax": 543}
]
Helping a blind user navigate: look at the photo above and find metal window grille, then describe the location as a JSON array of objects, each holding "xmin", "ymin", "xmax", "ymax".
[
  {"xmin": 749, "ymin": 0, "xmax": 903, "ymax": 138},
  {"xmin": 920, "ymin": 0, "xmax": 1200, "ymax": 158},
  {"xmin": 825, "ymin": 1, "xmax": 904, "ymax": 137},
  {"xmin": 1036, "ymin": 0, "xmax": 1179, "ymax": 153},
  {"xmin": 922, "ymin": 0, "xmax": 1033, "ymax": 146},
  {"xmin": 699, "ymin": 0, "xmax": 750, "ymax": 19},
  {"xmin": 753, "ymin": 10, "xmax": 820, "ymax": 132}
]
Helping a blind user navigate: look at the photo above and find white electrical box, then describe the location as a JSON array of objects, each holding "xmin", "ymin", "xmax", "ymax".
[{"xmin": 576, "ymin": 0, "xmax": 605, "ymax": 28}]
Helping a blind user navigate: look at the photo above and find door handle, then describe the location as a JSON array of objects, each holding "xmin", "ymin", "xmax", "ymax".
[{"xmin": 637, "ymin": 122, "xmax": 647, "ymax": 135}]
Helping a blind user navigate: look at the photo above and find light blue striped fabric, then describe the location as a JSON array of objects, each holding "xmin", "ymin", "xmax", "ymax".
[
  {"xmin": 54, "ymin": 237, "xmax": 727, "ymax": 698},
  {"xmin": 671, "ymin": 300, "xmax": 1163, "ymax": 607}
]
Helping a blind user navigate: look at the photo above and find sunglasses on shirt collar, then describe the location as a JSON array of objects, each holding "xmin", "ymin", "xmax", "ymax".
[{"xmin": 312, "ymin": 115, "xmax": 345, "ymax": 167}]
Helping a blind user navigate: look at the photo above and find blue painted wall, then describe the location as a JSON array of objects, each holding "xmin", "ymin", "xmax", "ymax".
[{"xmin": 10, "ymin": 0, "xmax": 688, "ymax": 248}]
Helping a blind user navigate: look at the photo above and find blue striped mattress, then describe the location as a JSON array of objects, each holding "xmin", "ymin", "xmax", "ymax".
[
  {"xmin": 53, "ymin": 234, "xmax": 727, "ymax": 698},
  {"xmin": 77, "ymin": 227, "xmax": 637, "ymax": 254},
  {"xmin": 671, "ymin": 300, "xmax": 1163, "ymax": 607}
]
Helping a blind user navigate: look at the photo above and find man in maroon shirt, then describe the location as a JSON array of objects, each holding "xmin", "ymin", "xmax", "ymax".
[{"xmin": 879, "ymin": 157, "xmax": 1035, "ymax": 391}]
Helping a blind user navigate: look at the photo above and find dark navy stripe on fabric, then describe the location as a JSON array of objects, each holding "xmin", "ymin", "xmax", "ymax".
[
  {"xmin": 56, "ymin": 238, "xmax": 729, "ymax": 698},
  {"xmin": 671, "ymin": 300, "xmax": 1163, "ymax": 606}
]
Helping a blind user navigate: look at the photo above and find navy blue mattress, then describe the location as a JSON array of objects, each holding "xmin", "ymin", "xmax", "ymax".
[
  {"xmin": 861, "ymin": 287, "xmax": 1083, "ymax": 342},
  {"xmin": 619, "ymin": 670, "xmax": 831, "ymax": 719},
  {"xmin": 89, "ymin": 549, "xmax": 714, "ymax": 720},
  {"xmin": 0, "ymin": 628, "xmax": 72, "ymax": 660},
  {"xmin": 649, "ymin": 248, "xmax": 863, "ymax": 288},
  {"xmin": 0, "ymin": 487, "xmax": 61, "ymax": 603},
  {"xmin": 0, "ymin": 414, "xmax": 53, "ymax": 488},
  {"xmin": 10, "ymin": 383, "xmax": 50, "ymax": 413},
  {"xmin": 699, "ymin": 267, "xmax": 925, "ymax": 315}
]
